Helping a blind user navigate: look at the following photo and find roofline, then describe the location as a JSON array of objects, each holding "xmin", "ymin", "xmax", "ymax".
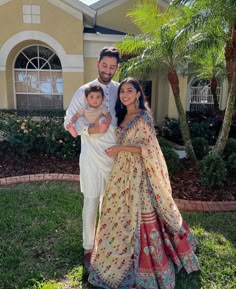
[
  {"xmin": 63, "ymin": 0, "xmax": 96, "ymax": 17},
  {"xmin": 91, "ymin": 0, "xmax": 171, "ymax": 10},
  {"xmin": 48, "ymin": 0, "xmax": 96, "ymax": 26}
]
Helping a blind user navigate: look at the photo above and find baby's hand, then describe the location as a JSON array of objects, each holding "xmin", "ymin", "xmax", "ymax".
[
  {"xmin": 66, "ymin": 123, "xmax": 73, "ymax": 130},
  {"xmin": 99, "ymin": 120, "xmax": 109, "ymax": 133},
  {"xmin": 99, "ymin": 117, "xmax": 109, "ymax": 133},
  {"xmin": 66, "ymin": 123, "xmax": 77, "ymax": 138}
]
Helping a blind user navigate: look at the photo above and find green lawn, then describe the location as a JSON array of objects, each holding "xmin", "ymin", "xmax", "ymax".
[{"xmin": 0, "ymin": 182, "xmax": 235, "ymax": 289}]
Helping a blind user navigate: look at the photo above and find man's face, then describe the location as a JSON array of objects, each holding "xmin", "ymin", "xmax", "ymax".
[{"xmin": 97, "ymin": 56, "xmax": 118, "ymax": 84}]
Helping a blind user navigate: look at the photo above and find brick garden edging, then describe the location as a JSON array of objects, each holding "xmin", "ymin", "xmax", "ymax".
[{"xmin": 1, "ymin": 174, "xmax": 236, "ymax": 212}]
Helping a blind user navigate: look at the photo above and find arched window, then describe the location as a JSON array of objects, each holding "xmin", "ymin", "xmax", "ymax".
[
  {"xmin": 14, "ymin": 45, "xmax": 63, "ymax": 110},
  {"xmin": 189, "ymin": 79, "xmax": 221, "ymax": 112}
]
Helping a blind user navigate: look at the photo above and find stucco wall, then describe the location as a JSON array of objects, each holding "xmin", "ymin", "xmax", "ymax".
[
  {"xmin": 63, "ymin": 72, "xmax": 84, "ymax": 108},
  {"xmin": 0, "ymin": 72, "xmax": 7, "ymax": 108},
  {"xmin": 0, "ymin": 0, "xmax": 85, "ymax": 110},
  {"xmin": 168, "ymin": 75, "xmax": 188, "ymax": 118},
  {"xmin": 156, "ymin": 73, "xmax": 169, "ymax": 124},
  {"xmin": 96, "ymin": 0, "xmax": 140, "ymax": 34},
  {"xmin": 0, "ymin": 1, "xmax": 83, "ymax": 54}
]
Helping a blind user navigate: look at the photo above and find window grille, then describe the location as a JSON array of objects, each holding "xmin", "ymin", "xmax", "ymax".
[
  {"xmin": 189, "ymin": 80, "xmax": 221, "ymax": 112},
  {"xmin": 14, "ymin": 45, "xmax": 63, "ymax": 111}
]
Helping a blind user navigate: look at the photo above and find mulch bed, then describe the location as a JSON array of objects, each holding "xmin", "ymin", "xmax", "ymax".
[{"xmin": 0, "ymin": 146, "xmax": 235, "ymax": 202}]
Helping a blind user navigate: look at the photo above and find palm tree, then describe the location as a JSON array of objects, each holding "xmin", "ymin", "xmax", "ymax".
[
  {"xmin": 171, "ymin": 0, "xmax": 236, "ymax": 155},
  {"xmin": 116, "ymin": 0, "xmax": 198, "ymax": 164},
  {"xmin": 190, "ymin": 47, "xmax": 226, "ymax": 111}
]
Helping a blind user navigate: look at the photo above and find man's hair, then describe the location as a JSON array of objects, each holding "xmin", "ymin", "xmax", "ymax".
[
  {"xmin": 99, "ymin": 47, "xmax": 120, "ymax": 64},
  {"xmin": 84, "ymin": 85, "xmax": 104, "ymax": 98}
]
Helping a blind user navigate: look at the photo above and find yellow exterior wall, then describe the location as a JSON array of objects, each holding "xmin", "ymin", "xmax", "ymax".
[
  {"xmin": 0, "ymin": 0, "xmax": 85, "ymax": 110},
  {"xmin": 96, "ymin": 0, "xmax": 140, "ymax": 34},
  {"xmin": 0, "ymin": 0, "xmax": 222, "ymax": 122},
  {"xmin": 63, "ymin": 72, "xmax": 84, "ymax": 108},
  {"xmin": 0, "ymin": 1, "xmax": 83, "ymax": 54},
  {"xmin": 96, "ymin": 0, "xmax": 168, "ymax": 35},
  {"xmin": 84, "ymin": 57, "xmax": 99, "ymax": 84},
  {"xmin": 0, "ymin": 72, "xmax": 7, "ymax": 108},
  {"xmin": 168, "ymin": 75, "xmax": 188, "ymax": 118},
  {"xmin": 156, "ymin": 73, "xmax": 170, "ymax": 124}
]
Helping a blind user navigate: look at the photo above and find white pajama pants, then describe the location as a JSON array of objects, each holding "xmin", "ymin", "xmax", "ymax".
[
  {"xmin": 80, "ymin": 126, "xmax": 116, "ymax": 250},
  {"xmin": 82, "ymin": 195, "xmax": 104, "ymax": 250}
]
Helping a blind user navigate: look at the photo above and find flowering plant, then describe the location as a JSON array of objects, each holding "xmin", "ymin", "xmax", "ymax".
[{"xmin": 0, "ymin": 110, "xmax": 80, "ymax": 160}]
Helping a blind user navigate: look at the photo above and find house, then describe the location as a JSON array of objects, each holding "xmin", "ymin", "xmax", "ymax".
[{"xmin": 0, "ymin": 0, "xmax": 227, "ymax": 124}]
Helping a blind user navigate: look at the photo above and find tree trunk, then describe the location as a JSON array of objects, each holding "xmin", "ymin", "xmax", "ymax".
[
  {"xmin": 210, "ymin": 76, "xmax": 219, "ymax": 111},
  {"xmin": 168, "ymin": 69, "xmax": 197, "ymax": 165},
  {"xmin": 213, "ymin": 24, "xmax": 236, "ymax": 155}
]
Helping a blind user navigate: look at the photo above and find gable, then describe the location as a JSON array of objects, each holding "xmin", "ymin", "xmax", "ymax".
[
  {"xmin": 91, "ymin": 0, "xmax": 171, "ymax": 34},
  {"xmin": 49, "ymin": 0, "xmax": 96, "ymax": 27}
]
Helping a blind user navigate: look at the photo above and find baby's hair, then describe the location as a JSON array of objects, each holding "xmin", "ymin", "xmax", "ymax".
[{"xmin": 84, "ymin": 85, "xmax": 104, "ymax": 98}]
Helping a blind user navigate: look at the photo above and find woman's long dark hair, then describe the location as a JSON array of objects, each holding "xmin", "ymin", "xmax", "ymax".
[{"xmin": 115, "ymin": 77, "xmax": 150, "ymax": 126}]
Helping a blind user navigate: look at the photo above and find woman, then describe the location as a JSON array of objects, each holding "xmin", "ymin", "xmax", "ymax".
[{"xmin": 88, "ymin": 78, "xmax": 200, "ymax": 289}]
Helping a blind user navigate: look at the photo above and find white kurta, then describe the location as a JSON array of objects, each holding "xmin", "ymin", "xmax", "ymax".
[
  {"xmin": 64, "ymin": 79, "xmax": 119, "ymax": 198},
  {"xmin": 79, "ymin": 125, "xmax": 116, "ymax": 198}
]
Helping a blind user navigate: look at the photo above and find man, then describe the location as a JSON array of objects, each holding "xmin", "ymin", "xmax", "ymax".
[{"xmin": 64, "ymin": 47, "xmax": 120, "ymax": 268}]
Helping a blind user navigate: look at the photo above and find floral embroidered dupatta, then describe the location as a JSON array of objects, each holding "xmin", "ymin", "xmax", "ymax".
[{"xmin": 89, "ymin": 110, "xmax": 191, "ymax": 289}]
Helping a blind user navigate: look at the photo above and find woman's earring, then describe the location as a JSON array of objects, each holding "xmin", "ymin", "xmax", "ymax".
[
  {"xmin": 135, "ymin": 97, "xmax": 139, "ymax": 109},
  {"xmin": 121, "ymin": 103, "xmax": 123, "ymax": 109}
]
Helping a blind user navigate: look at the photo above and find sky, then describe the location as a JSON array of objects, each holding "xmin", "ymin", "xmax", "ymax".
[{"xmin": 79, "ymin": 0, "xmax": 98, "ymax": 5}]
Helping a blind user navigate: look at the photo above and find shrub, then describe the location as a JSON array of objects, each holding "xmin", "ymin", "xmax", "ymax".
[
  {"xmin": 223, "ymin": 138, "xmax": 236, "ymax": 160},
  {"xmin": 225, "ymin": 153, "xmax": 236, "ymax": 179},
  {"xmin": 0, "ymin": 111, "xmax": 81, "ymax": 160},
  {"xmin": 160, "ymin": 117, "xmax": 183, "ymax": 145},
  {"xmin": 199, "ymin": 153, "xmax": 227, "ymax": 188},
  {"xmin": 158, "ymin": 136, "xmax": 173, "ymax": 150},
  {"xmin": 159, "ymin": 143, "xmax": 180, "ymax": 177},
  {"xmin": 0, "ymin": 113, "xmax": 42, "ymax": 158},
  {"xmin": 192, "ymin": 137, "xmax": 209, "ymax": 160},
  {"xmin": 189, "ymin": 119, "xmax": 218, "ymax": 145},
  {"xmin": 43, "ymin": 119, "xmax": 81, "ymax": 160}
]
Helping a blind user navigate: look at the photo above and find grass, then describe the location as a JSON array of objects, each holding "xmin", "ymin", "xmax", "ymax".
[{"xmin": 0, "ymin": 182, "xmax": 235, "ymax": 289}]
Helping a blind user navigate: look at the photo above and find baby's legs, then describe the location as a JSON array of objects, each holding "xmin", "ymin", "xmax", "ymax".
[{"xmin": 66, "ymin": 123, "xmax": 78, "ymax": 138}]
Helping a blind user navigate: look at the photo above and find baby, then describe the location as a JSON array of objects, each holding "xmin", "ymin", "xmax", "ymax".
[{"xmin": 66, "ymin": 84, "xmax": 112, "ymax": 138}]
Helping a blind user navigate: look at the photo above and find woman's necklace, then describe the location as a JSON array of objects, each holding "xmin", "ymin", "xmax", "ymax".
[{"xmin": 121, "ymin": 109, "xmax": 140, "ymax": 127}]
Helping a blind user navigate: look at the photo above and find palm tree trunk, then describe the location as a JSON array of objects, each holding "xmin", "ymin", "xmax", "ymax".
[
  {"xmin": 210, "ymin": 76, "xmax": 219, "ymax": 111},
  {"xmin": 213, "ymin": 24, "xmax": 236, "ymax": 155},
  {"xmin": 168, "ymin": 69, "xmax": 197, "ymax": 165}
]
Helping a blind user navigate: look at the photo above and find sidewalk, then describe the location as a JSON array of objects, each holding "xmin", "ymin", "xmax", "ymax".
[{"xmin": 1, "ymin": 173, "xmax": 236, "ymax": 212}]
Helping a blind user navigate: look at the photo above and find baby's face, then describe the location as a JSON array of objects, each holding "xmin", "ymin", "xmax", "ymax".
[{"xmin": 86, "ymin": 92, "xmax": 104, "ymax": 108}]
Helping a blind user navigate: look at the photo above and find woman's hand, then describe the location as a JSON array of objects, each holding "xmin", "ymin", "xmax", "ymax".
[
  {"xmin": 105, "ymin": 145, "xmax": 122, "ymax": 157},
  {"xmin": 105, "ymin": 145, "xmax": 141, "ymax": 157}
]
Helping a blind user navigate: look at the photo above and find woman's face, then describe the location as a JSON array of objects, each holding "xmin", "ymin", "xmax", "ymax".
[{"xmin": 119, "ymin": 82, "xmax": 140, "ymax": 108}]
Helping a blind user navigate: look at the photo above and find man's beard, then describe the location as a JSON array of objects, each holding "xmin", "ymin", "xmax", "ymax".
[{"xmin": 98, "ymin": 71, "xmax": 113, "ymax": 84}]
